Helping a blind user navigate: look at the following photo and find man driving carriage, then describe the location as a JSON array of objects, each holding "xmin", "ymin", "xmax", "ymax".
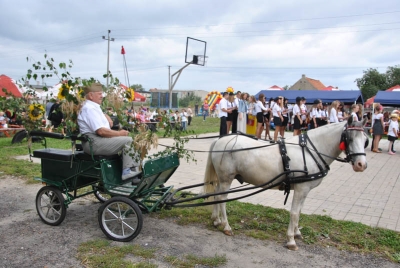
[{"xmin": 77, "ymin": 83, "xmax": 141, "ymax": 184}]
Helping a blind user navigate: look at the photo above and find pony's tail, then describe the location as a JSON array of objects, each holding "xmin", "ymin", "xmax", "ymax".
[{"xmin": 203, "ymin": 139, "xmax": 218, "ymax": 196}]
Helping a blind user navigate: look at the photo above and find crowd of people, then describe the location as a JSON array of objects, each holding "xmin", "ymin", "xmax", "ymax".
[{"xmin": 215, "ymin": 92, "xmax": 400, "ymax": 154}]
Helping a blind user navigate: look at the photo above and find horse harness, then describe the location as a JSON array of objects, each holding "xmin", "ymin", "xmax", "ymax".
[{"xmin": 278, "ymin": 125, "xmax": 367, "ymax": 205}]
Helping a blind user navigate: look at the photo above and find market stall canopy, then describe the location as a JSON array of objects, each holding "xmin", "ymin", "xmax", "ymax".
[
  {"xmin": 255, "ymin": 90, "xmax": 363, "ymax": 104},
  {"xmin": 364, "ymin": 95, "xmax": 375, "ymax": 107},
  {"xmin": 0, "ymin": 75, "xmax": 23, "ymax": 97},
  {"xmin": 120, "ymin": 84, "xmax": 146, "ymax": 102},
  {"xmin": 374, "ymin": 91, "xmax": 400, "ymax": 106}
]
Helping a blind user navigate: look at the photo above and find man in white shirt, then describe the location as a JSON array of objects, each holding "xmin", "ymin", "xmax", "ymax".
[
  {"xmin": 77, "ymin": 83, "xmax": 141, "ymax": 183},
  {"xmin": 219, "ymin": 92, "xmax": 230, "ymax": 136}
]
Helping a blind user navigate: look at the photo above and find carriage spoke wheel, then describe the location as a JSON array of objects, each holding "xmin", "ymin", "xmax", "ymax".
[
  {"xmin": 35, "ymin": 186, "xmax": 66, "ymax": 226},
  {"xmin": 98, "ymin": 196, "xmax": 143, "ymax": 242}
]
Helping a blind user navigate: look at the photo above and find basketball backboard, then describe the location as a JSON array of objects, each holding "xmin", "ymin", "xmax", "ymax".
[{"xmin": 185, "ymin": 37, "xmax": 207, "ymax": 66}]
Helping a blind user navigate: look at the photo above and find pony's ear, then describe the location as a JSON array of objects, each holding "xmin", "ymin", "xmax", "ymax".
[{"xmin": 347, "ymin": 115, "xmax": 354, "ymax": 125}]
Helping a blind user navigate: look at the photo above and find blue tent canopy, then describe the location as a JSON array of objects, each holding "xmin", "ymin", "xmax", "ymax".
[
  {"xmin": 254, "ymin": 90, "xmax": 364, "ymax": 104},
  {"xmin": 374, "ymin": 91, "xmax": 400, "ymax": 106}
]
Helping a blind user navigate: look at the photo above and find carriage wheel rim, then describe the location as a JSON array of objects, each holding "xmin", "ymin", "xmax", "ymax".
[
  {"xmin": 38, "ymin": 190, "xmax": 63, "ymax": 223},
  {"xmin": 101, "ymin": 201, "xmax": 139, "ymax": 239}
]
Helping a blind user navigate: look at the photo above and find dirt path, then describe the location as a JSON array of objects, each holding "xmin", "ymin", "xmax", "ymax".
[{"xmin": 0, "ymin": 176, "xmax": 397, "ymax": 268}]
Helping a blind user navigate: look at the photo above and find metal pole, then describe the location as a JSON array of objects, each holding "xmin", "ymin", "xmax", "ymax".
[
  {"xmin": 102, "ymin": 30, "xmax": 114, "ymax": 89},
  {"xmin": 169, "ymin": 62, "xmax": 191, "ymax": 109},
  {"xmin": 106, "ymin": 30, "xmax": 110, "ymax": 88},
  {"xmin": 168, "ymin": 65, "xmax": 171, "ymax": 109}
]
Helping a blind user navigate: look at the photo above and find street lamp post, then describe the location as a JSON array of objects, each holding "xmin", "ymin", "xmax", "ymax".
[{"xmin": 102, "ymin": 30, "xmax": 115, "ymax": 88}]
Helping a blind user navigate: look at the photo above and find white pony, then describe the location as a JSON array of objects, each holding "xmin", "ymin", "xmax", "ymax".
[{"xmin": 204, "ymin": 117, "xmax": 367, "ymax": 250}]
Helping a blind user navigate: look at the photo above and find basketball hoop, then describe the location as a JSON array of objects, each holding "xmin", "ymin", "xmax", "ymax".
[{"xmin": 193, "ymin": 55, "xmax": 208, "ymax": 66}]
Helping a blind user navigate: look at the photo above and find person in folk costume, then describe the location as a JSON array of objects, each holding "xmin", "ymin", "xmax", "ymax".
[
  {"xmin": 280, "ymin": 97, "xmax": 289, "ymax": 138},
  {"xmin": 329, "ymin": 100, "xmax": 340, "ymax": 123},
  {"xmin": 226, "ymin": 92, "xmax": 238, "ymax": 134},
  {"xmin": 292, "ymin": 96, "xmax": 303, "ymax": 136},
  {"xmin": 309, "ymin": 99, "xmax": 322, "ymax": 129},
  {"xmin": 272, "ymin": 96, "xmax": 284, "ymax": 143},
  {"xmin": 255, "ymin": 93, "xmax": 270, "ymax": 139},
  {"xmin": 237, "ymin": 92, "xmax": 248, "ymax": 133}
]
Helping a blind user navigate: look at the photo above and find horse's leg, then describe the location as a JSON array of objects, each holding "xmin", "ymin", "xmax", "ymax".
[
  {"xmin": 218, "ymin": 181, "xmax": 233, "ymax": 236},
  {"xmin": 211, "ymin": 199, "xmax": 221, "ymax": 227},
  {"xmin": 287, "ymin": 184, "xmax": 311, "ymax": 251}
]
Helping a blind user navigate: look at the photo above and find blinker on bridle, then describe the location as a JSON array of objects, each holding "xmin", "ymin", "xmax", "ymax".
[{"xmin": 340, "ymin": 126, "xmax": 367, "ymax": 164}]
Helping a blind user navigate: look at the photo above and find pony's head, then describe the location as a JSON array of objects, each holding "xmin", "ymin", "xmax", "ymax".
[{"xmin": 341, "ymin": 116, "xmax": 368, "ymax": 172}]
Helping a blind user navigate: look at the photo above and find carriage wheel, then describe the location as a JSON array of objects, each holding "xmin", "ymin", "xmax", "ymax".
[
  {"xmin": 98, "ymin": 196, "xmax": 143, "ymax": 242},
  {"xmin": 94, "ymin": 190, "xmax": 111, "ymax": 203},
  {"xmin": 36, "ymin": 186, "xmax": 67, "ymax": 226}
]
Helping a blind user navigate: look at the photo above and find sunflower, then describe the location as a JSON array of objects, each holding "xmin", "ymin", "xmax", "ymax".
[
  {"xmin": 28, "ymin": 104, "xmax": 45, "ymax": 121},
  {"xmin": 57, "ymin": 84, "xmax": 70, "ymax": 100},
  {"xmin": 76, "ymin": 88, "xmax": 85, "ymax": 101},
  {"xmin": 126, "ymin": 88, "xmax": 135, "ymax": 102}
]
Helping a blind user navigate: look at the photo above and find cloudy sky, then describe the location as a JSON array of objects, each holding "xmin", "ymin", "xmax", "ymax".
[{"xmin": 1, "ymin": 0, "xmax": 399, "ymax": 95}]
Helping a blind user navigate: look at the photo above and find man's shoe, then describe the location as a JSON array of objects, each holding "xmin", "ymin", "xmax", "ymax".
[
  {"xmin": 132, "ymin": 178, "xmax": 141, "ymax": 185},
  {"xmin": 378, "ymin": 148, "xmax": 382, "ymax": 152},
  {"xmin": 122, "ymin": 169, "xmax": 142, "ymax": 180}
]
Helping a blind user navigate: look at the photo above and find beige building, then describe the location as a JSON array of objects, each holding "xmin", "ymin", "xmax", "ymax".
[
  {"xmin": 149, "ymin": 88, "xmax": 209, "ymax": 99},
  {"xmin": 289, "ymin": 74, "xmax": 326, "ymax": 90}
]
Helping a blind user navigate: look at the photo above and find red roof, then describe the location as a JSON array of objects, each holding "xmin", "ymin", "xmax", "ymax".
[
  {"xmin": 0, "ymin": 75, "xmax": 23, "ymax": 97},
  {"xmin": 306, "ymin": 77, "xmax": 326, "ymax": 90},
  {"xmin": 267, "ymin": 85, "xmax": 283, "ymax": 90},
  {"xmin": 120, "ymin": 84, "xmax": 146, "ymax": 102},
  {"xmin": 386, "ymin": 85, "xmax": 400, "ymax": 92}
]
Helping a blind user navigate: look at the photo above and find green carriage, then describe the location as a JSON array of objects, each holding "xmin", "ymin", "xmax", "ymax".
[{"xmin": 31, "ymin": 131, "xmax": 179, "ymax": 242}]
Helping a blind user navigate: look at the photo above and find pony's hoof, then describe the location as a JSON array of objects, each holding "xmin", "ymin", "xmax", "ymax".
[
  {"xmin": 287, "ymin": 244, "xmax": 298, "ymax": 251},
  {"xmin": 223, "ymin": 230, "xmax": 233, "ymax": 236},
  {"xmin": 294, "ymin": 234, "xmax": 303, "ymax": 240}
]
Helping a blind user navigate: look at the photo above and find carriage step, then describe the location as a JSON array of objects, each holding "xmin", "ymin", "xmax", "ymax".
[{"xmin": 108, "ymin": 181, "xmax": 136, "ymax": 196}]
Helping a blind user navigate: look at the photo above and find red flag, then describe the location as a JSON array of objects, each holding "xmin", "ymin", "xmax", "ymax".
[{"xmin": 121, "ymin": 46, "xmax": 125, "ymax": 55}]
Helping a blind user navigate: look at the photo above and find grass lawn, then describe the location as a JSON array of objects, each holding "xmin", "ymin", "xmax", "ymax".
[{"xmin": 156, "ymin": 115, "xmax": 220, "ymax": 137}]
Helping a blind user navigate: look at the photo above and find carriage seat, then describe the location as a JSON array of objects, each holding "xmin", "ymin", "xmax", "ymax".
[
  {"xmin": 33, "ymin": 148, "xmax": 83, "ymax": 161},
  {"xmin": 33, "ymin": 148, "xmax": 120, "ymax": 162}
]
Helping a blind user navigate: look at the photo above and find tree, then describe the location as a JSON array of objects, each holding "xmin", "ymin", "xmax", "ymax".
[
  {"xmin": 179, "ymin": 92, "xmax": 202, "ymax": 108},
  {"xmin": 355, "ymin": 68, "xmax": 388, "ymax": 100},
  {"xmin": 386, "ymin": 65, "xmax": 400, "ymax": 87},
  {"xmin": 282, "ymin": 85, "xmax": 290, "ymax": 90},
  {"xmin": 130, "ymin": 84, "xmax": 145, "ymax": 91}
]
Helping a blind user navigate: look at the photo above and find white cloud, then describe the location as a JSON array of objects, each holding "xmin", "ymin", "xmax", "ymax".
[{"xmin": 0, "ymin": 0, "xmax": 399, "ymax": 95}]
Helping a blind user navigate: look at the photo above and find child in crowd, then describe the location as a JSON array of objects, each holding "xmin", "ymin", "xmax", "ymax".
[
  {"xmin": 0, "ymin": 111, "xmax": 9, "ymax": 128},
  {"xmin": 180, "ymin": 109, "xmax": 188, "ymax": 131},
  {"xmin": 388, "ymin": 114, "xmax": 399, "ymax": 155}
]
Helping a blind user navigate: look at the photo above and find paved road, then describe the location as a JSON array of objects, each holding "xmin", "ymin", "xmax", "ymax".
[{"xmin": 155, "ymin": 131, "xmax": 400, "ymax": 232}]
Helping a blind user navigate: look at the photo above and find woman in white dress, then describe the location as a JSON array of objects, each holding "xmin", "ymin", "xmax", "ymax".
[{"xmin": 237, "ymin": 92, "xmax": 248, "ymax": 133}]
